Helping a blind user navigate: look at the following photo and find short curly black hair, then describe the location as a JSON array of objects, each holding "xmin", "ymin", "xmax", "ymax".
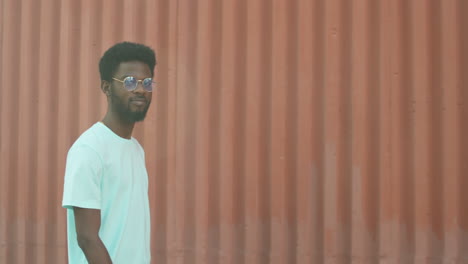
[{"xmin": 99, "ymin": 42, "xmax": 156, "ymax": 82}]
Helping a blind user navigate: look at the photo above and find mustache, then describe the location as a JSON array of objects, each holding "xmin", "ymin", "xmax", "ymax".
[{"xmin": 129, "ymin": 96, "xmax": 148, "ymax": 103}]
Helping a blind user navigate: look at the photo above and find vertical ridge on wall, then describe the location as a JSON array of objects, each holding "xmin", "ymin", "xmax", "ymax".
[
  {"xmin": 37, "ymin": 0, "xmax": 63, "ymax": 262},
  {"xmin": 194, "ymin": 0, "xmax": 218, "ymax": 262},
  {"xmin": 412, "ymin": 0, "xmax": 432, "ymax": 260},
  {"xmin": 232, "ymin": 0, "xmax": 247, "ymax": 262},
  {"xmin": 56, "ymin": 3, "xmax": 82, "ymax": 263},
  {"xmin": 219, "ymin": 0, "xmax": 236, "ymax": 262},
  {"xmin": 378, "ymin": 0, "xmax": 393, "ymax": 260},
  {"xmin": 309, "ymin": 0, "xmax": 326, "ymax": 262},
  {"xmin": 1, "ymin": 0, "xmax": 468, "ymax": 263},
  {"xmin": 392, "ymin": 0, "xmax": 416, "ymax": 262},
  {"xmin": 350, "ymin": 0, "xmax": 381, "ymax": 261},
  {"xmin": 284, "ymin": 0, "xmax": 299, "ymax": 262},
  {"xmin": 205, "ymin": 0, "xmax": 222, "ymax": 261},
  {"xmin": 368, "ymin": 0, "xmax": 382, "ymax": 259},
  {"xmin": 323, "ymin": 0, "xmax": 342, "ymax": 261},
  {"xmin": 458, "ymin": 0, "xmax": 468, "ymax": 259},
  {"xmin": 427, "ymin": 0, "xmax": 444, "ymax": 260},
  {"xmin": 291, "ymin": 0, "xmax": 301, "ymax": 262},
  {"xmin": 270, "ymin": 0, "xmax": 289, "ymax": 262},
  {"xmin": 295, "ymin": 0, "xmax": 314, "ymax": 263},
  {"xmin": 441, "ymin": 0, "xmax": 462, "ymax": 261},
  {"xmin": 145, "ymin": 0, "xmax": 171, "ymax": 262},
  {"xmin": 323, "ymin": 0, "xmax": 354, "ymax": 262},
  {"xmin": 17, "ymin": 1, "xmax": 41, "ymax": 263},
  {"xmin": 256, "ymin": 0, "xmax": 274, "ymax": 262},
  {"xmin": 175, "ymin": 0, "xmax": 199, "ymax": 262},
  {"xmin": 244, "ymin": 0, "xmax": 263, "ymax": 263}
]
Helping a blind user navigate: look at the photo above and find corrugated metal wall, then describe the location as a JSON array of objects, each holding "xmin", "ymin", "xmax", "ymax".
[{"xmin": 1, "ymin": 0, "xmax": 467, "ymax": 263}]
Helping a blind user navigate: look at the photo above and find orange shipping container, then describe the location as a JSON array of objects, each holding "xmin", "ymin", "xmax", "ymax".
[{"xmin": 0, "ymin": 0, "xmax": 467, "ymax": 263}]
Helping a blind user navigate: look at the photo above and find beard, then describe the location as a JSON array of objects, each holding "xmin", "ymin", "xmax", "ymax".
[{"xmin": 109, "ymin": 89, "xmax": 150, "ymax": 123}]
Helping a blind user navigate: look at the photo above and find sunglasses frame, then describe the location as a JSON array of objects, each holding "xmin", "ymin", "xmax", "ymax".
[{"xmin": 112, "ymin": 76, "xmax": 155, "ymax": 92}]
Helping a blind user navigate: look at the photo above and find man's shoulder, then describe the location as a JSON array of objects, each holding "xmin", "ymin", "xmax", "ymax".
[{"xmin": 69, "ymin": 123, "xmax": 107, "ymax": 155}]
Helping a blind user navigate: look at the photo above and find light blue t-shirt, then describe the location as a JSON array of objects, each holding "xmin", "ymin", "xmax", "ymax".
[{"xmin": 62, "ymin": 122, "xmax": 151, "ymax": 264}]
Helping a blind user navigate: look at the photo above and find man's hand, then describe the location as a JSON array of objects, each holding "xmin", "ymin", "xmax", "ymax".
[{"xmin": 74, "ymin": 207, "xmax": 113, "ymax": 264}]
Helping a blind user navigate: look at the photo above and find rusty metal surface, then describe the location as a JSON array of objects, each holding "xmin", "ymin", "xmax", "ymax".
[{"xmin": 0, "ymin": 0, "xmax": 467, "ymax": 263}]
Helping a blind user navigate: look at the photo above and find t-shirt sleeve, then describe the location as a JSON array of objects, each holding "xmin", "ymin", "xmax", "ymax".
[{"xmin": 62, "ymin": 144, "xmax": 103, "ymax": 210}]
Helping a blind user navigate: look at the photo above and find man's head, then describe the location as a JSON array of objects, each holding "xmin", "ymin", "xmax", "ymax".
[{"xmin": 99, "ymin": 42, "xmax": 157, "ymax": 122}]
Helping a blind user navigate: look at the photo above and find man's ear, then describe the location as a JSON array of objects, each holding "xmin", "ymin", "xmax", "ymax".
[{"xmin": 101, "ymin": 80, "xmax": 111, "ymax": 96}]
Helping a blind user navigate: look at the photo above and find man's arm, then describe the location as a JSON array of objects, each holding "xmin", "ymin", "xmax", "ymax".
[{"xmin": 74, "ymin": 207, "xmax": 112, "ymax": 264}]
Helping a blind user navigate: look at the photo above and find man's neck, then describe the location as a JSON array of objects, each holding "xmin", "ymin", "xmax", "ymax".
[{"xmin": 101, "ymin": 112, "xmax": 135, "ymax": 139}]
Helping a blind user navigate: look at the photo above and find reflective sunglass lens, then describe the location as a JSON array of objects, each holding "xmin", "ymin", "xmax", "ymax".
[
  {"xmin": 143, "ymin": 78, "xmax": 153, "ymax": 91},
  {"xmin": 124, "ymin": 76, "xmax": 137, "ymax": 90}
]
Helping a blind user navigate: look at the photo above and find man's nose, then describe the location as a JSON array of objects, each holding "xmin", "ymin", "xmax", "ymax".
[{"xmin": 133, "ymin": 81, "xmax": 146, "ymax": 93}]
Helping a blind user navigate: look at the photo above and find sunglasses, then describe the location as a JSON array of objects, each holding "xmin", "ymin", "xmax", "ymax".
[{"xmin": 112, "ymin": 76, "xmax": 155, "ymax": 92}]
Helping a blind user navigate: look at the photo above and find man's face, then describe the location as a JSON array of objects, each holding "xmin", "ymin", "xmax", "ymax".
[{"xmin": 109, "ymin": 61, "xmax": 153, "ymax": 122}]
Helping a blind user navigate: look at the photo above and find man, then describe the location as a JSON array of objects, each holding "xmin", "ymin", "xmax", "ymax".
[{"xmin": 62, "ymin": 42, "xmax": 156, "ymax": 263}]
